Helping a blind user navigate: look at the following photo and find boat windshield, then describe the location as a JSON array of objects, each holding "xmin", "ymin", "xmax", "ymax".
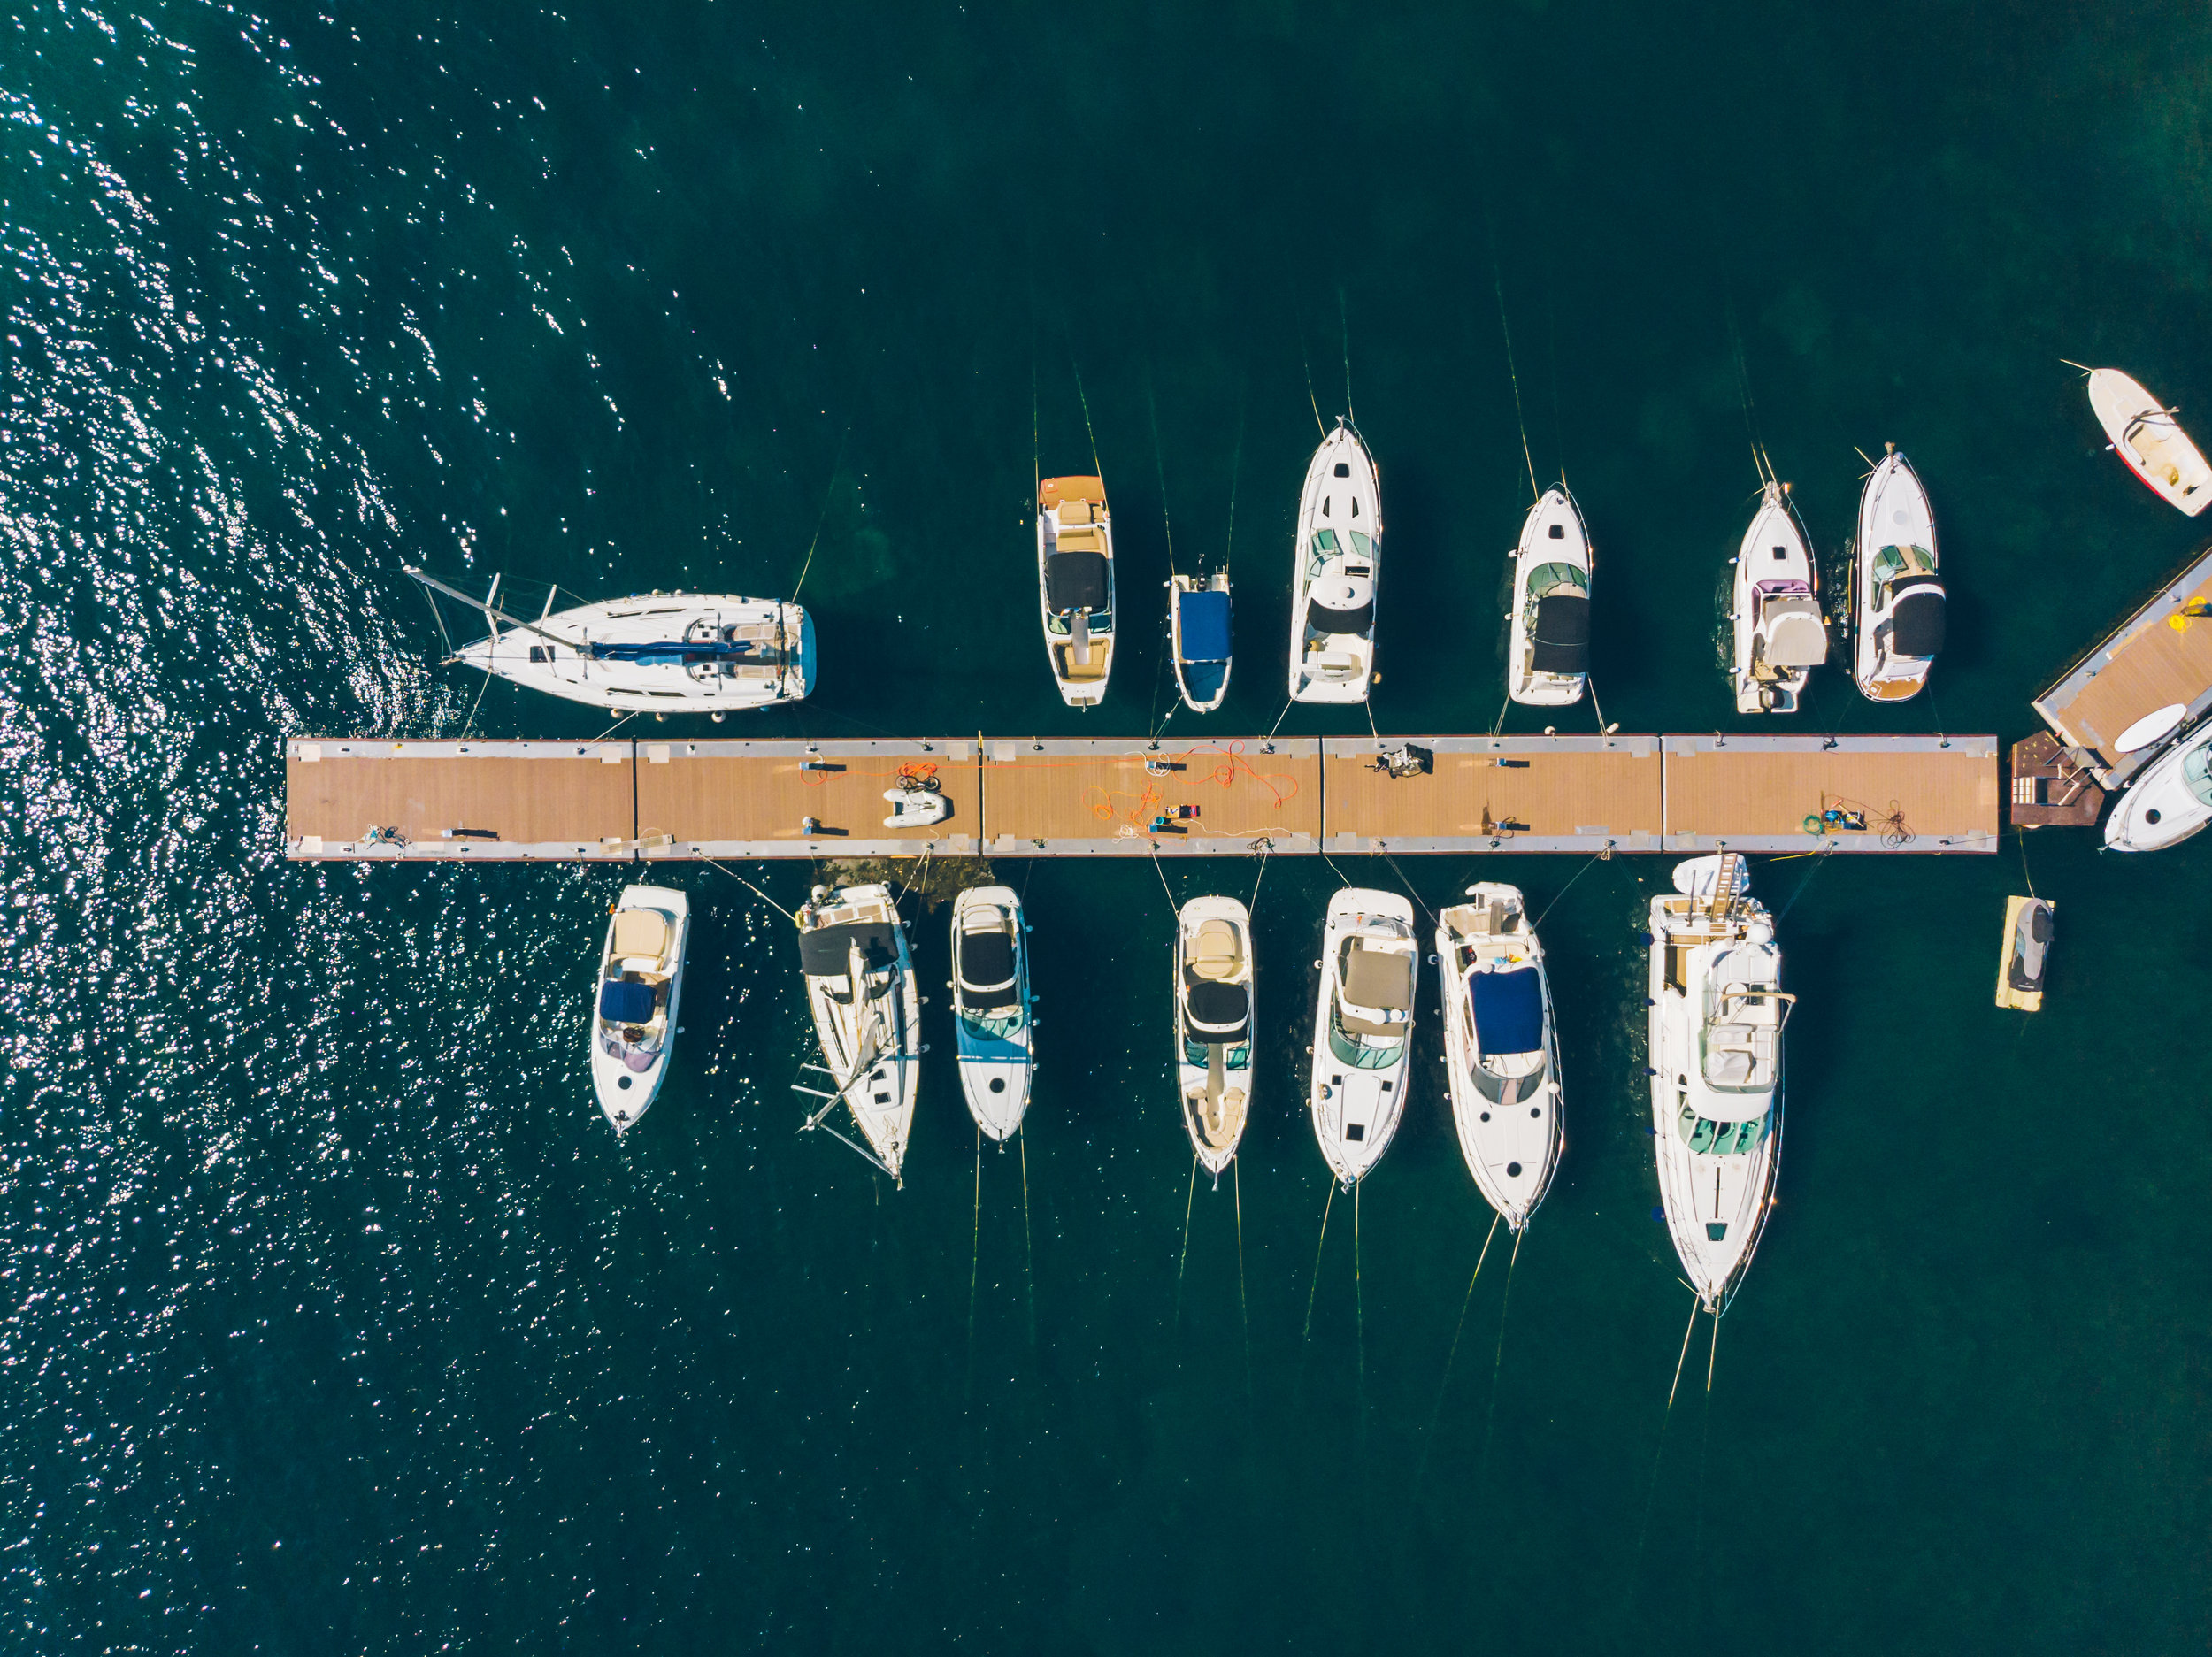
[
  {"xmin": 1306, "ymin": 528, "xmax": 1372, "ymax": 577},
  {"xmin": 1044, "ymin": 607, "xmax": 1112, "ymax": 637},
  {"xmin": 1327, "ymin": 1024, "xmax": 1405, "ymax": 1068},
  {"xmin": 1871, "ymin": 543, "xmax": 1936, "ymax": 587},
  {"xmin": 2185, "ymin": 740, "xmax": 2212, "ymax": 807},
  {"xmin": 1676, "ymin": 1100, "xmax": 1768, "ymax": 1155},
  {"xmin": 961, "ymin": 1007, "xmax": 1026, "ymax": 1041},
  {"xmin": 1183, "ymin": 1039, "xmax": 1252, "ymax": 1070}
]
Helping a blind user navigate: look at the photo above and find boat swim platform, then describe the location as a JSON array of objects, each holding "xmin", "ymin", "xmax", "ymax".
[
  {"xmin": 284, "ymin": 733, "xmax": 1997, "ymax": 860},
  {"xmin": 2033, "ymin": 541, "xmax": 2212, "ymax": 787}
]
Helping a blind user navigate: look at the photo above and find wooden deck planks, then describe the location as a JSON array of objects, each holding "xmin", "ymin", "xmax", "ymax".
[
  {"xmin": 634, "ymin": 740, "xmax": 980, "ymax": 858},
  {"xmin": 1319, "ymin": 736, "xmax": 1663, "ymax": 852},
  {"xmin": 2034, "ymin": 546, "xmax": 2212, "ymax": 785},
  {"xmin": 284, "ymin": 739, "xmax": 636, "ymax": 860},
  {"xmin": 978, "ymin": 738, "xmax": 1321, "ymax": 855},
  {"xmin": 1660, "ymin": 734, "xmax": 1999, "ymax": 853}
]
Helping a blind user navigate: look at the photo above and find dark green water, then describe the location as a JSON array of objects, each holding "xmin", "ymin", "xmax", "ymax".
[{"xmin": 8, "ymin": 2, "xmax": 2212, "ymax": 1651}]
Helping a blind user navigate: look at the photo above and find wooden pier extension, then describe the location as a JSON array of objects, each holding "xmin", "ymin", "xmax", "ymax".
[
  {"xmin": 285, "ymin": 733, "xmax": 1998, "ymax": 860},
  {"xmin": 2033, "ymin": 542, "xmax": 2212, "ymax": 786}
]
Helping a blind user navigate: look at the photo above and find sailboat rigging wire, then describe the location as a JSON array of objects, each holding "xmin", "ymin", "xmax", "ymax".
[
  {"xmin": 1412, "ymin": 1213, "xmax": 1502, "ymax": 1496},
  {"xmin": 789, "ymin": 428, "xmax": 849, "ymax": 605},
  {"xmin": 813, "ymin": 1116, "xmax": 893, "ymax": 1178},
  {"xmin": 1173, "ymin": 1153, "xmax": 1198, "ymax": 1329},
  {"xmin": 1491, "ymin": 250, "xmax": 1540, "ymax": 503},
  {"xmin": 1300, "ymin": 1179, "xmax": 1335, "ymax": 1347},
  {"xmin": 703, "ymin": 858, "xmax": 796, "ymax": 922}
]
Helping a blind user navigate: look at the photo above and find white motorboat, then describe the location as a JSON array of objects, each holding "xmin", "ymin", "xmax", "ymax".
[
  {"xmin": 1850, "ymin": 448, "xmax": 1945, "ymax": 702},
  {"xmin": 1173, "ymin": 896, "xmax": 1255, "ymax": 1178},
  {"xmin": 1506, "ymin": 487, "xmax": 1593, "ymax": 706},
  {"xmin": 795, "ymin": 882, "xmax": 922, "ymax": 1181},
  {"xmin": 1170, "ymin": 572, "xmax": 1233, "ymax": 714},
  {"xmin": 1038, "ymin": 475, "xmax": 1115, "ymax": 706},
  {"xmin": 949, "ymin": 885, "xmax": 1033, "ymax": 1141},
  {"xmin": 1730, "ymin": 481, "xmax": 1828, "ymax": 714},
  {"xmin": 407, "ymin": 569, "xmax": 812, "ymax": 714},
  {"xmin": 2103, "ymin": 717, "xmax": 2212, "ymax": 852},
  {"xmin": 1435, "ymin": 884, "xmax": 1562, "ymax": 1231},
  {"xmin": 1309, "ymin": 887, "xmax": 1417, "ymax": 1188},
  {"xmin": 1288, "ymin": 421, "xmax": 1381, "ymax": 703},
  {"xmin": 589, "ymin": 884, "xmax": 690, "ymax": 1134},
  {"xmin": 1647, "ymin": 854, "xmax": 1789, "ymax": 1312},
  {"xmin": 2088, "ymin": 367, "xmax": 2212, "ymax": 515}
]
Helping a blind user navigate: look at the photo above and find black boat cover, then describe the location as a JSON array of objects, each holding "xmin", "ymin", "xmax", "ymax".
[
  {"xmin": 1888, "ymin": 584, "xmax": 1946, "ymax": 658},
  {"xmin": 797, "ymin": 920, "xmax": 899, "ymax": 977},
  {"xmin": 1046, "ymin": 550, "xmax": 1110, "ymax": 613},
  {"xmin": 958, "ymin": 932, "xmax": 1019, "ymax": 1008},
  {"xmin": 1184, "ymin": 978, "xmax": 1250, "ymax": 1039},
  {"xmin": 1307, "ymin": 595, "xmax": 1374, "ymax": 635},
  {"xmin": 1529, "ymin": 592, "xmax": 1591, "ymax": 673}
]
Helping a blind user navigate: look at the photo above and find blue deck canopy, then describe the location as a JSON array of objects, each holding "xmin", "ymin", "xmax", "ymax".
[
  {"xmin": 1176, "ymin": 589, "xmax": 1233, "ymax": 663},
  {"xmin": 1471, "ymin": 966, "xmax": 1544, "ymax": 1056},
  {"xmin": 600, "ymin": 979, "xmax": 657, "ymax": 1024}
]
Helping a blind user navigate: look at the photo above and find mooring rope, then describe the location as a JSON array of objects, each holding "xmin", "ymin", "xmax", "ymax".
[
  {"xmin": 1172, "ymin": 1153, "xmax": 1198, "ymax": 1331},
  {"xmin": 1339, "ymin": 286, "xmax": 1356, "ymax": 427},
  {"xmin": 1300, "ymin": 1180, "xmax": 1335, "ymax": 1347},
  {"xmin": 1301, "ymin": 333, "xmax": 1326, "ymax": 437},
  {"xmin": 789, "ymin": 427, "xmax": 849, "ymax": 606},
  {"xmin": 1262, "ymin": 694, "xmax": 1298, "ymax": 751},
  {"xmin": 1071, "ymin": 349, "xmax": 1103, "ymax": 480},
  {"xmin": 1412, "ymin": 1213, "xmax": 1502, "ymax": 1496},
  {"xmin": 704, "ymin": 858, "xmax": 796, "ymax": 922},
  {"xmin": 1018, "ymin": 1128, "xmax": 1037, "ymax": 1356},
  {"xmin": 1474, "ymin": 1225, "xmax": 1526, "ymax": 1483},
  {"xmin": 1491, "ymin": 247, "xmax": 1540, "ymax": 503},
  {"xmin": 1532, "ymin": 849, "xmax": 1609, "ymax": 930},
  {"xmin": 1233, "ymin": 1158, "xmax": 1251, "ymax": 1402}
]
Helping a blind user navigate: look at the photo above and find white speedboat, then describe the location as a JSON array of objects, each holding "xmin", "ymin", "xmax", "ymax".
[
  {"xmin": 1436, "ymin": 884, "xmax": 1562, "ymax": 1231},
  {"xmin": 949, "ymin": 885, "xmax": 1033, "ymax": 1141},
  {"xmin": 2088, "ymin": 367, "xmax": 2212, "ymax": 515},
  {"xmin": 1851, "ymin": 449, "xmax": 1945, "ymax": 702},
  {"xmin": 796, "ymin": 882, "xmax": 922, "ymax": 1181},
  {"xmin": 1038, "ymin": 475, "xmax": 1115, "ymax": 706},
  {"xmin": 1647, "ymin": 855, "xmax": 1788, "ymax": 1311},
  {"xmin": 1309, "ymin": 888, "xmax": 1417, "ymax": 1187},
  {"xmin": 1289, "ymin": 422, "xmax": 1381, "ymax": 703},
  {"xmin": 1506, "ymin": 487, "xmax": 1593, "ymax": 706},
  {"xmin": 1170, "ymin": 572, "xmax": 1233, "ymax": 713},
  {"xmin": 1730, "ymin": 481, "xmax": 1827, "ymax": 713},
  {"xmin": 2104, "ymin": 717, "xmax": 2212, "ymax": 852},
  {"xmin": 407, "ymin": 569, "xmax": 812, "ymax": 713},
  {"xmin": 590, "ymin": 885, "xmax": 690, "ymax": 1134},
  {"xmin": 1174, "ymin": 896, "xmax": 1255, "ymax": 1178}
]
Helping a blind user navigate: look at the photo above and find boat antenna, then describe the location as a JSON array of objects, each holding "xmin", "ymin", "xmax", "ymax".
[{"xmin": 403, "ymin": 566, "xmax": 572, "ymax": 652}]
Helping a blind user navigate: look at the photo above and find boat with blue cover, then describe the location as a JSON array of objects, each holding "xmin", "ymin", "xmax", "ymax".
[
  {"xmin": 1436, "ymin": 884, "xmax": 1563, "ymax": 1231},
  {"xmin": 1170, "ymin": 572, "xmax": 1233, "ymax": 713},
  {"xmin": 590, "ymin": 884, "xmax": 690, "ymax": 1133},
  {"xmin": 949, "ymin": 885, "xmax": 1033, "ymax": 1140}
]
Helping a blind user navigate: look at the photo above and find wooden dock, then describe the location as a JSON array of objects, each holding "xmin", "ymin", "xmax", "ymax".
[
  {"xmin": 2033, "ymin": 542, "xmax": 2212, "ymax": 786},
  {"xmin": 286, "ymin": 733, "xmax": 1999, "ymax": 860}
]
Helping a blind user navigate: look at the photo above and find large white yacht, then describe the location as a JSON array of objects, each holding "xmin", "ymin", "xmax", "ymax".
[
  {"xmin": 795, "ymin": 883, "xmax": 922, "ymax": 1182},
  {"xmin": 1850, "ymin": 449, "xmax": 1945, "ymax": 702},
  {"xmin": 2104, "ymin": 717, "xmax": 2212, "ymax": 852},
  {"xmin": 1646, "ymin": 854, "xmax": 1789, "ymax": 1312},
  {"xmin": 1506, "ymin": 487, "xmax": 1593, "ymax": 706},
  {"xmin": 1730, "ymin": 481, "xmax": 1827, "ymax": 713},
  {"xmin": 1173, "ymin": 896, "xmax": 1255, "ymax": 1179},
  {"xmin": 1288, "ymin": 422, "xmax": 1381, "ymax": 703},
  {"xmin": 1435, "ymin": 884, "xmax": 1562, "ymax": 1231},
  {"xmin": 1308, "ymin": 888, "xmax": 1417, "ymax": 1187},
  {"xmin": 407, "ymin": 569, "xmax": 812, "ymax": 713},
  {"xmin": 949, "ymin": 885, "xmax": 1033, "ymax": 1141},
  {"xmin": 1037, "ymin": 475, "xmax": 1115, "ymax": 706},
  {"xmin": 589, "ymin": 885, "xmax": 690, "ymax": 1134}
]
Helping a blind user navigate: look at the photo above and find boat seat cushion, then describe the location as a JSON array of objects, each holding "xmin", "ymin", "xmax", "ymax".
[
  {"xmin": 1060, "ymin": 499, "xmax": 1094, "ymax": 526},
  {"xmin": 1343, "ymin": 945, "xmax": 1414, "ymax": 1012},
  {"xmin": 1188, "ymin": 918, "xmax": 1244, "ymax": 980},
  {"xmin": 611, "ymin": 909, "xmax": 669, "ymax": 959}
]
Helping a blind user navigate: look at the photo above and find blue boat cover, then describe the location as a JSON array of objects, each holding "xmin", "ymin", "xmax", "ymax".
[
  {"xmin": 588, "ymin": 640, "xmax": 754, "ymax": 664},
  {"xmin": 1471, "ymin": 967, "xmax": 1543, "ymax": 1056},
  {"xmin": 1177, "ymin": 590, "xmax": 1233, "ymax": 662},
  {"xmin": 600, "ymin": 979, "xmax": 656, "ymax": 1024}
]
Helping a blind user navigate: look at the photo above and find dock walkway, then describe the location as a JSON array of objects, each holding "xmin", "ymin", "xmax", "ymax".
[
  {"xmin": 2033, "ymin": 542, "xmax": 2212, "ymax": 786},
  {"xmin": 285, "ymin": 733, "xmax": 1998, "ymax": 860}
]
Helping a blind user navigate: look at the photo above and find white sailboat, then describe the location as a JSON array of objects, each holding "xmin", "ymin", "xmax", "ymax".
[
  {"xmin": 795, "ymin": 882, "xmax": 922, "ymax": 1182},
  {"xmin": 407, "ymin": 569, "xmax": 812, "ymax": 714},
  {"xmin": 2103, "ymin": 717, "xmax": 2212, "ymax": 852},
  {"xmin": 1038, "ymin": 475, "xmax": 1115, "ymax": 706},
  {"xmin": 1173, "ymin": 896, "xmax": 1255, "ymax": 1178},
  {"xmin": 1730, "ymin": 480, "xmax": 1827, "ymax": 713},
  {"xmin": 1850, "ymin": 449, "xmax": 1945, "ymax": 702},
  {"xmin": 1435, "ymin": 884, "xmax": 1562, "ymax": 1231},
  {"xmin": 1308, "ymin": 887, "xmax": 1417, "ymax": 1188},
  {"xmin": 1506, "ymin": 487, "xmax": 1593, "ymax": 706},
  {"xmin": 949, "ymin": 885, "xmax": 1033, "ymax": 1141},
  {"xmin": 2087, "ymin": 367, "xmax": 2212, "ymax": 515},
  {"xmin": 1288, "ymin": 421, "xmax": 1381, "ymax": 703},
  {"xmin": 1646, "ymin": 854, "xmax": 1789, "ymax": 1312},
  {"xmin": 589, "ymin": 885, "xmax": 690, "ymax": 1134}
]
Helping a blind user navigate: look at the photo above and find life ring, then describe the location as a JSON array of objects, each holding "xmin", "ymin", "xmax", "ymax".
[{"xmin": 1802, "ymin": 815, "xmax": 1827, "ymax": 836}]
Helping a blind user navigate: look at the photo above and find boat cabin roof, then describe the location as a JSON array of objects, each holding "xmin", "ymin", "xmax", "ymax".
[{"xmin": 798, "ymin": 919, "xmax": 899, "ymax": 977}]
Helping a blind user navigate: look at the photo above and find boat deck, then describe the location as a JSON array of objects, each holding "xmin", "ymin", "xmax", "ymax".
[
  {"xmin": 286, "ymin": 733, "xmax": 1998, "ymax": 859},
  {"xmin": 2032, "ymin": 542, "xmax": 2212, "ymax": 786}
]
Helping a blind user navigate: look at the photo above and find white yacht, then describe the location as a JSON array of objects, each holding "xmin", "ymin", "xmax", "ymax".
[
  {"xmin": 1170, "ymin": 572, "xmax": 1233, "ymax": 713},
  {"xmin": 1730, "ymin": 481, "xmax": 1828, "ymax": 713},
  {"xmin": 1038, "ymin": 475, "xmax": 1115, "ymax": 705},
  {"xmin": 1647, "ymin": 854, "xmax": 1789, "ymax": 1312},
  {"xmin": 1308, "ymin": 888, "xmax": 1417, "ymax": 1187},
  {"xmin": 590, "ymin": 885, "xmax": 690, "ymax": 1134},
  {"xmin": 1851, "ymin": 449, "xmax": 1945, "ymax": 702},
  {"xmin": 949, "ymin": 885, "xmax": 1033, "ymax": 1141},
  {"xmin": 796, "ymin": 882, "xmax": 922, "ymax": 1181},
  {"xmin": 1288, "ymin": 422, "xmax": 1381, "ymax": 703},
  {"xmin": 406, "ymin": 569, "xmax": 811, "ymax": 714},
  {"xmin": 1435, "ymin": 884, "xmax": 1562, "ymax": 1231},
  {"xmin": 2104, "ymin": 717, "xmax": 2212, "ymax": 852},
  {"xmin": 2088, "ymin": 367, "xmax": 2212, "ymax": 515},
  {"xmin": 1173, "ymin": 896, "xmax": 1255, "ymax": 1178},
  {"xmin": 1506, "ymin": 487, "xmax": 1593, "ymax": 706}
]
